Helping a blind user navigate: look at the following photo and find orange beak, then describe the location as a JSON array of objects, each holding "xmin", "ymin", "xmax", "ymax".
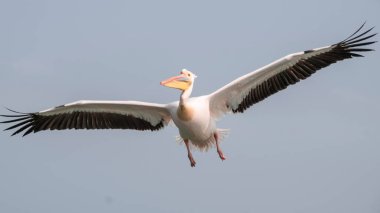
[{"xmin": 160, "ymin": 74, "xmax": 191, "ymax": 90}]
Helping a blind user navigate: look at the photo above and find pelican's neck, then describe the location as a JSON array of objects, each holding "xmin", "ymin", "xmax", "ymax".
[{"xmin": 180, "ymin": 84, "xmax": 193, "ymax": 105}]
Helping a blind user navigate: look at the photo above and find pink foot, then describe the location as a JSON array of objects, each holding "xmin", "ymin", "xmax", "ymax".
[
  {"xmin": 214, "ymin": 132, "xmax": 227, "ymax": 161},
  {"xmin": 184, "ymin": 139, "xmax": 196, "ymax": 167},
  {"xmin": 218, "ymin": 150, "xmax": 226, "ymax": 161},
  {"xmin": 188, "ymin": 154, "xmax": 196, "ymax": 167}
]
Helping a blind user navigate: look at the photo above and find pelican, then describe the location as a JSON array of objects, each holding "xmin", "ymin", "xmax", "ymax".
[{"xmin": 1, "ymin": 23, "xmax": 376, "ymax": 167}]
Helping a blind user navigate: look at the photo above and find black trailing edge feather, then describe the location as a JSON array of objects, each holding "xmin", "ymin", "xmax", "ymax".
[
  {"xmin": 1, "ymin": 110, "xmax": 165, "ymax": 136},
  {"xmin": 232, "ymin": 23, "xmax": 376, "ymax": 113}
]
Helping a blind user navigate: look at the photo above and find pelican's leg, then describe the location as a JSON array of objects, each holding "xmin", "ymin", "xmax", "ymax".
[
  {"xmin": 214, "ymin": 132, "xmax": 226, "ymax": 160},
  {"xmin": 184, "ymin": 139, "xmax": 196, "ymax": 167}
]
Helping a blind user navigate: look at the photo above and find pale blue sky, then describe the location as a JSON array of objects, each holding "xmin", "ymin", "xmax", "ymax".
[{"xmin": 1, "ymin": 0, "xmax": 379, "ymax": 212}]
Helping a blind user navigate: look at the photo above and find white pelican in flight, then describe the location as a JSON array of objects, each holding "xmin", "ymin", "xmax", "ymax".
[{"xmin": 1, "ymin": 24, "xmax": 376, "ymax": 167}]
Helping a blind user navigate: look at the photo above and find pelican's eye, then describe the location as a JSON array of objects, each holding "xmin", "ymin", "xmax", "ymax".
[{"xmin": 187, "ymin": 74, "xmax": 191, "ymax": 77}]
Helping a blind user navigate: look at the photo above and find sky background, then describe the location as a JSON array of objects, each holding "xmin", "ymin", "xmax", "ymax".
[{"xmin": 1, "ymin": 0, "xmax": 379, "ymax": 212}]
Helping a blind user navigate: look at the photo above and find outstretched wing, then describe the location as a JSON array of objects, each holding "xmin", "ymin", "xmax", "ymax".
[
  {"xmin": 208, "ymin": 23, "xmax": 376, "ymax": 117},
  {"xmin": 1, "ymin": 100, "xmax": 172, "ymax": 136}
]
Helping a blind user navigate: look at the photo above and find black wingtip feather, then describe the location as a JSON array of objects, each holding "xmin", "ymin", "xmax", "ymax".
[
  {"xmin": 23, "ymin": 126, "xmax": 35, "ymax": 137},
  {"xmin": 344, "ymin": 33, "xmax": 377, "ymax": 46},
  {"xmin": 5, "ymin": 108, "xmax": 28, "ymax": 115},
  {"xmin": 0, "ymin": 117, "xmax": 30, "ymax": 124},
  {"xmin": 349, "ymin": 53, "xmax": 364, "ymax": 57},
  {"xmin": 4, "ymin": 118, "xmax": 33, "ymax": 131},
  {"xmin": 12, "ymin": 123, "xmax": 33, "ymax": 136},
  {"xmin": 342, "ymin": 22, "xmax": 367, "ymax": 42},
  {"xmin": 0, "ymin": 114, "xmax": 29, "ymax": 118},
  {"xmin": 345, "ymin": 41, "xmax": 377, "ymax": 48},
  {"xmin": 344, "ymin": 27, "xmax": 374, "ymax": 44}
]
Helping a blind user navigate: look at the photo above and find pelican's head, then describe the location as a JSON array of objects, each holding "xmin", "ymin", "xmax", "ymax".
[{"xmin": 160, "ymin": 69, "xmax": 197, "ymax": 91}]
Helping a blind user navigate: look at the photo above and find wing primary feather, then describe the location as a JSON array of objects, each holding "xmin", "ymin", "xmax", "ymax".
[
  {"xmin": 341, "ymin": 22, "xmax": 367, "ymax": 42},
  {"xmin": 349, "ymin": 53, "xmax": 364, "ymax": 57},
  {"xmin": 39, "ymin": 117, "xmax": 53, "ymax": 131},
  {"xmin": 344, "ymin": 33, "xmax": 377, "ymax": 46},
  {"xmin": 345, "ymin": 41, "xmax": 377, "ymax": 48},
  {"xmin": 0, "ymin": 114, "xmax": 29, "ymax": 118},
  {"xmin": 0, "ymin": 117, "xmax": 29, "ymax": 124},
  {"xmin": 5, "ymin": 118, "xmax": 33, "ymax": 131},
  {"xmin": 346, "ymin": 48, "xmax": 374, "ymax": 52},
  {"xmin": 33, "ymin": 115, "xmax": 49, "ymax": 132},
  {"xmin": 23, "ymin": 125, "xmax": 36, "ymax": 136},
  {"xmin": 5, "ymin": 108, "xmax": 28, "ymax": 115},
  {"xmin": 343, "ymin": 27, "xmax": 374, "ymax": 44},
  {"xmin": 12, "ymin": 123, "xmax": 33, "ymax": 136}
]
